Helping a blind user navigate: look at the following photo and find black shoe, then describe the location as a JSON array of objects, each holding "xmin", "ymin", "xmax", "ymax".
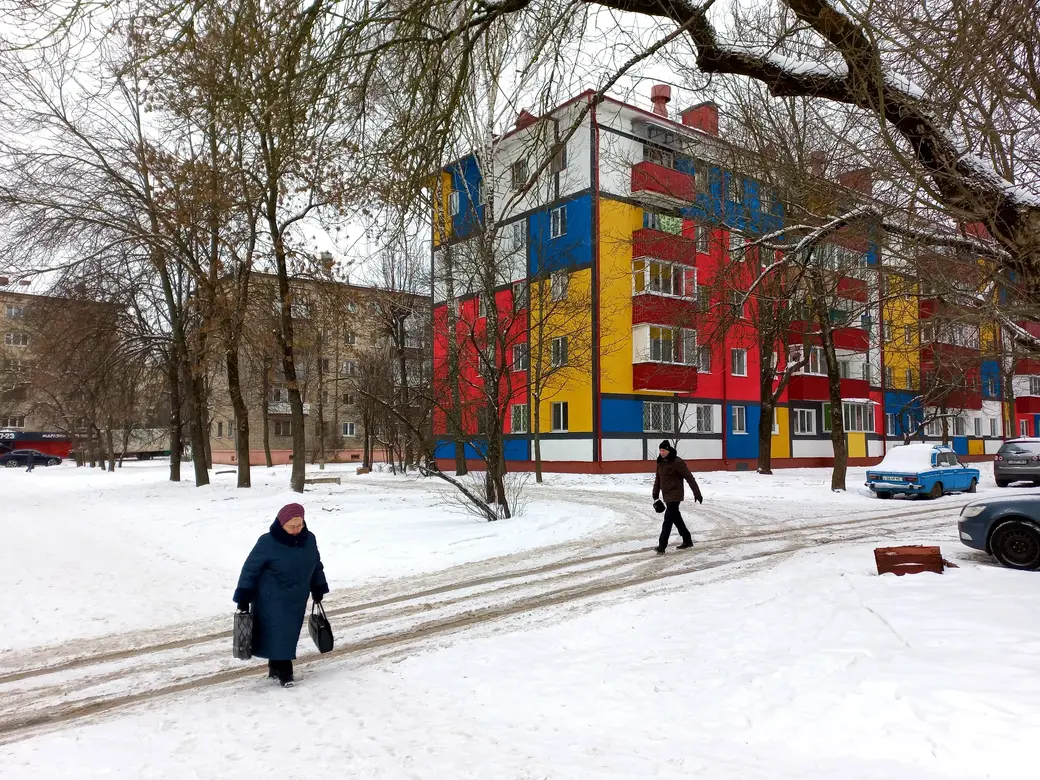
[
  {"xmin": 676, "ymin": 541, "xmax": 693, "ymax": 550},
  {"xmin": 280, "ymin": 679, "xmax": 294, "ymax": 688},
  {"xmin": 655, "ymin": 547, "xmax": 666, "ymax": 555}
]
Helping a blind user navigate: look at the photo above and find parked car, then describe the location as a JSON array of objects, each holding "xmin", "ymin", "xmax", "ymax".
[
  {"xmin": 993, "ymin": 438, "xmax": 1040, "ymax": 487},
  {"xmin": 959, "ymin": 496, "xmax": 1040, "ymax": 570},
  {"xmin": 865, "ymin": 443, "xmax": 980, "ymax": 499},
  {"xmin": 0, "ymin": 449, "xmax": 62, "ymax": 468}
]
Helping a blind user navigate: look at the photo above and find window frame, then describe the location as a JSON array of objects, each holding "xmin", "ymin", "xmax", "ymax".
[
  {"xmin": 551, "ymin": 270, "xmax": 570, "ymax": 301},
  {"xmin": 511, "ymin": 159, "xmax": 529, "ymax": 191},
  {"xmin": 643, "ymin": 401, "xmax": 675, "ymax": 434},
  {"xmin": 550, "ymin": 205, "xmax": 567, "ymax": 239},
  {"xmin": 551, "ymin": 401, "xmax": 569, "ymax": 432},
  {"xmin": 342, "ymin": 421, "xmax": 357, "ymax": 438},
  {"xmin": 551, "ymin": 336, "xmax": 569, "ymax": 368},
  {"xmin": 512, "ymin": 343, "xmax": 530, "ymax": 372},
  {"xmin": 730, "ymin": 348, "xmax": 748, "ymax": 377},
  {"xmin": 510, "ymin": 404, "xmax": 529, "ymax": 434},
  {"xmin": 695, "ymin": 404, "xmax": 714, "ymax": 433},
  {"xmin": 793, "ymin": 408, "xmax": 816, "ymax": 436},
  {"xmin": 732, "ymin": 405, "xmax": 747, "ymax": 434}
]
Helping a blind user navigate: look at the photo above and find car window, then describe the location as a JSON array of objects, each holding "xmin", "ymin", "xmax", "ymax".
[{"xmin": 998, "ymin": 441, "xmax": 1040, "ymax": 456}]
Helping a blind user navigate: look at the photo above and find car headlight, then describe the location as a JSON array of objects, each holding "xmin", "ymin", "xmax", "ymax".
[{"xmin": 960, "ymin": 505, "xmax": 986, "ymax": 518}]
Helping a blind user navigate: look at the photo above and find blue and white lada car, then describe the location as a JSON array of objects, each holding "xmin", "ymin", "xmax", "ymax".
[{"xmin": 865, "ymin": 443, "xmax": 980, "ymax": 499}]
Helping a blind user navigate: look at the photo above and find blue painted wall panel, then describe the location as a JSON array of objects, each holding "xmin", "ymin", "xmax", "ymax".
[
  {"xmin": 726, "ymin": 402, "xmax": 760, "ymax": 460},
  {"xmin": 980, "ymin": 360, "xmax": 1002, "ymax": 399},
  {"xmin": 529, "ymin": 194, "xmax": 593, "ymax": 276},
  {"xmin": 448, "ymin": 156, "xmax": 484, "ymax": 240},
  {"xmin": 601, "ymin": 398, "xmax": 644, "ymax": 434},
  {"xmin": 952, "ymin": 436, "xmax": 969, "ymax": 455},
  {"xmin": 504, "ymin": 438, "xmax": 529, "ymax": 461}
]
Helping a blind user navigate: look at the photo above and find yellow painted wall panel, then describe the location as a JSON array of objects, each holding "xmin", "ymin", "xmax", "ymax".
[
  {"xmin": 968, "ymin": 438, "xmax": 985, "ymax": 456},
  {"xmin": 771, "ymin": 406, "xmax": 791, "ymax": 459},
  {"xmin": 597, "ymin": 199, "xmax": 643, "ymax": 396},
  {"xmin": 848, "ymin": 432, "xmax": 867, "ymax": 458}
]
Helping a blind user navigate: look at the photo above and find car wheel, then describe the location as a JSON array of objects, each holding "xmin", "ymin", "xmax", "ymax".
[
  {"xmin": 990, "ymin": 520, "xmax": 1040, "ymax": 571},
  {"xmin": 996, "ymin": 480, "xmax": 1010, "ymax": 488},
  {"xmin": 928, "ymin": 481, "xmax": 944, "ymax": 500},
  {"xmin": 876, "ymin": 491, "xmax": 892, "ymax": 499},
  {"xmin": 967, "ymin": 478, "xmax": 978, "ymax": 494},
  {"xmin": 46, "ymin": 459, "xmax": 59, "ymax": 467},
  {"xmin": 4, "ymin": 461, "xmax": 18, "ymax": 468}
]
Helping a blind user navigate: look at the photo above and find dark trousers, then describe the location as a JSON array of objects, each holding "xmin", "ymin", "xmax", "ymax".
[
  {"xmin": 658, "ymin": 501, "xmax": 692, "ymax": 550},
  {"xmin": 268, "ymin": 659, "xmax": 293, "ymax": 682}
]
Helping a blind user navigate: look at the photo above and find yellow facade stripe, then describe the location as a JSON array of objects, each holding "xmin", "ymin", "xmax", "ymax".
[{"xmin": 771, "ymin": 406, "xmax": 791, "ymax": 459}]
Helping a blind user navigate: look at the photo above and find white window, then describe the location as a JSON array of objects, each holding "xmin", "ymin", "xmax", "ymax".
[
  {"xmin": 217, "ymin": 422, "xmax": 224, "ymax": 438},
  {"xmin": 808, "ymin": 346, "xmax": 825, "ymax": 375},
  {"xmin": 269, "ymin": 385, "xmax": 289, "ymax": 403},
  {"xmin": 346, "ymin": 301, "xmax": 358, "ymax": 313},
  {"xmin": 550, "ymin": 206, "xmax": 567, "ymax": 238},
  {"xmin": 772, "ymin": 409, "xmax": 779, "ymax": 435},
  {"xmin": 512, "ymin": 281, "xmax": 528, "ymax": 310},
  {"xmin": 551, "ymin": 402, "xmax": 569, "ymax": 432},
  {"xmin": 0, "ymin": 415, "xmax": 25, "ymax": 428},
  {"xmin": 551, "ymin": 270, "xmax": 569, "ymax": 301},
  {"xmin": 793, "ymin": 408, "xmax": 816, "ymax": 435},
  {"xmin": 477, "ymin": 295, "xmax": 488, "ymax": 319},
  {"xmin": 694, "ymin": 165, "xmax": 708, "ymax": 193},
  {"xmin": 697, "ymin": 346, "xmax": 711, "ymax": 373},
  {"xmin": 643, "ymin": 401, "xmax": 674, "ymax": 433},
  {"xmin": 4, "ymin": 304, "xmax": 25, "ymax": 319},
  {"xmin": 695, "ymin": 404, "xmax": 714, "ymax": 433},
  {"xmin": 633, "ymin": 260, "xmax": 696, "ymax": 299},
  {"xmin": 512, "ymin": 344, "xmax": 529, "ymax": 372},
  {"xmin": 886, "ymin": 413, "xmax": 897, "ymax": 436},
  {"xmin": 1030, "ymin": 377, "xmax": 1040, "ymax": 396},
  {"xmin": 1021, "ymin": 419, "xmax": 1030, "ymax": 437},
  {"xmin": 839, "ymin": 360, "xmax": 852, "ymax": 379},
  {"xmin": 550, "ymin": 144, "xmax": 568, "ymax": 173},
  {"xmin": 905, "ymin": 368, "xmax": 915, "ymax": 390},
  {"xmin": 729, "ymin": 175, "xmax": 744, "ymax": 204},
  {"xmin": 342, "ymin": 392, "xmax": 355, "ymax": 406},
  {"xmin": 342, "ymin": 422, "xmax": 357, "ymax": 437},
  {"xmin": 990, "ymin": 418, "xmax": 999, "ymax": 437},
  {"xmin": 404, "ymin": 328, "xmax": 423, "ymax": 349},
  {"xmin": 343, "ymin": 330, "xmax": 357, "ymax": 346},
  {"xmin": 511, "ymin": 159, "xmax": 528, "ymax": 190},
  {"xmin": 925, "ymin": 419, "xmax": 943, "ymax": 438},
  {"xmin": 4, "ymin": 333, "xmax": 29, "ymax": 347},
  {"xmin": 904, "ymin": 325, "xmax": 913, "ymax": 344},
  {"xmin": 885, "ymin": 366, "xmax": 895, "ymax": 387},
  {"xmin": 729, "ymin": 231, "xmax": 744, "ymax": 261},
  {"xmin": 973, "ymin": 418, "xmax": 982, "ymax": 437},
  {"xmin": 861, "ymin": 363, "xmax": 873, "ymax": 383},
  {"xmin": 695, "ymin": 224, "xmax": 710, "ymax": 253},
  {"xmin": 843, "ymin": 402, "xmax": 876, "ymax": 433},
  {"xmin": 650, "ymin": 326, "xmax": 674, "ymax": 363},
  {"xmin": 921, "ymin": 324, "xmax": 934, "ymax": 343},
  {"xmin": 449, "ymin": 190, "xmax": 460, "ymax": 216},
  {"xmin": 273, "ymin": 420, "xmax": 292, "ymax": 437},
  {"xmin": 760, "ymin": 187, "xmax": 773, "ymax": 213},
  {"xmin": 511, "ymin": 404, "xmax": 529, "ymax": 434},
  {"xmin": 882, "ymin": 320, "xmax": 893, "ymax": 342},
  {"xmin": 342, "ymin": 360, "xmax": 359, "ymax": 377},
  {"xmin": 551, "ymin": 337, "xmax": 568, "ymax": 368},
  {"xmin": 511, "ymin": 221, "xmax": 527, "ymax": 252},
  {"xmin": 954, "ymin": 417, "xmax": 966, "ymax": 437},
  {"xmin": 731, "ymin": 348, "xmax": 747, "ymax": 377},
  {"xmin": 732, "ymin": 405, "xmax": 747, "ymax": 434},
  {"xmin": 643, "ymin": 144, "xmax": 675, "ymax": 168}
]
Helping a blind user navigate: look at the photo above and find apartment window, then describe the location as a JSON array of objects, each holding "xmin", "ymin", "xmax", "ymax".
[
  {"xmin": 633, "ymin": 260, "xmax": 696, "ymax": 299},
  {"xmin": 511, "ymin": 281, "xmax": 528, "ymax": 311},
  {"xmin": 4, "ymin": 304, "xmax": 25, "ymax": 318},
  {"xmin": 730, "ymin": 290, "xmax": 747, "ymax": 317},
  {"xmin": 273, "ymin": 420, "xmax": 292, "ymax": 437},
  {"xmin": 346, "ymin": 301, "xmax": 358, "ymax": 313},
  {"xmin": 4, "ymin": 332, "xmax": 29, "ymax": 347},
  {"xmin": 882, "ymin": 320, "xmax": 893, "ymax": 342},
  {"xmin": 448, "ymin": 191, "xmax": 460, "ymax": 216},
  {"xmin": 905, "ymin": 368, "xmax": 915, "ymax": 390},
  {"xmin": 694, "ymin": 165, "xmax": 708, "ymax": 193},
  {"xmin": 886, "ymin": 413, "xmax": 897, "ymax": 436},
  {"xmin": 760, "ymin": 187, "xmax": 773, "ymax": 213},
  {"xmin": 477, "ymin": 295, "xmax": 488, "ymax": 319},
  {"xmin": 342, "ymin": 392, "xmax": 355, "ymax": 406},
  {"xmin": 729, "ymin": 174, "xmax": 745, "ymax": 204},
  {"xmin": 511, "ymin": 221, "xmax": 527, "ymax": 252},
  {"xmin": 904, "ymin": 325, "xmax": 914, "ymax": 344},
  {"xmin": 551, "ymin": 402, "xmax": 569, "ymax": 432},
  {"xmin": 1030, "ymin": 377, "xmax": 1040, "ymax": 396},
  {"xmin": 925, "ymin": 419, "xmax": 943, "ymax": 438},
  {"xmin": 550, "ymin": 206, "xmax": 568, "ymax": 238},
  {"xmin": 843, "ymin": 402, "xmax": 876, "ymax": 433},
  {"xmin": 344, "ymin": 330, "xmax": 357, "ymax": 346},
  {"xmin": 643, "ymin": 144, "xmax": 675, "ymax": 168},
  {"xmin": 511, "ymin": 159, "xmax": 529, "ymax": 190},
  {"xmin": 512, "ymin": 343, "xmax": 529, "ymax": 372},
  {"xmin": 695, "ymin": 404, "xmax": 713, "ymax": 433},
  {"xmin": 772, "ymin": 409, "xmax": 779, "ymax": 435},
  {"xmin": 953, "ymin": 417, "xmax": 966, "ymax": 437},
  {"xmin": 861, "ymin": 363, "xmax": 873, "ymax": 384},
  {"xmin": 697, "ymin": 346, "xmax": 711, "ymax": 373},
  {"xmin": 1021, "ymin": 419, "xmax": 1030, "ymax": 437},
  {"xmin": 728, "ymin": 231, "xmax": 744, "ymax": 261},
  {"xmin": 973, "ymin": 418, "xmax": 982, "ymax": 437},
  {"xmin": 342, "ymin": 422, "xmax": 357, "ymax": 437},
  {"xmin": 643, "ymin": 401, "xmax": 675, "ymax": 433},
  {"xmin": 695, "ymin": 224, "xmax": 710, "ymax": 253},
  {"xmin": 731, "ymin": 348, "xmax": 747, "ymax": 377},
  {"xmin": 0, "ymin": 415, "xmax": 25, "ymax": 428},
  {"xmin": 732, "ymin": 405, "xmax": 747, "ymax": 434},
  {"xmin": 990, "ymin": 418, "xmax": 999, "ymax": 437},
  {"xmin": 808, "ymin": 346, "xmax": 825, "ymax": 375},
  {"xmin": 216, "ymin": 422, "xmax": 224, "ymax": 438},
  {"xmin": 839, "ymin": 360, "xmax": 852, "ymax": 380},
  {"xmin": 885, "ymin": 366, "xmax": 895, "ymax": 387},
  {"xmin": 551, "ymin": 270, "xmax": 569, "ymax": 301},
  {"xmin": 269, "ymin": 385, "xmax": 289, "ymax": 403},
  {"xmin": 793, "ymin": 408, "xmax": 816, "ymax": 435},
  {"xmin": 649, "ymin": 326, "xmax": 674, "ymax": 363},
  {"xmin": 551, "ymin": 337, "xmax": 569, "ymax": 368},
  {"xmin": 319, "ymin": 358, "xmax": 331, "ymax": 375},
  {"xmin": 921, "ymin": 324, "xmax": 934, "ymax": 343},
  {"xmin": 511, "ymin": 404, "xmax": 529, "ymax": 434},
  {"xmin": 342, "ymin": 360, "xmax": 359, "ymax": 377},
  {"xmin": 550, "ymin": 144, "xmax": 568, "ymax": 173}
]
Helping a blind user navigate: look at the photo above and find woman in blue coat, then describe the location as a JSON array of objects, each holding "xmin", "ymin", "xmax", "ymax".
[{"xmin": 234, "ymin": 502, "xmax": 329, "ymax": 687}]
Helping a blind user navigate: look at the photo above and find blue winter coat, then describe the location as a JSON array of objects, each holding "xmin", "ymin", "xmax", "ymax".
[{"xmin": 233, "ymin": 520, "xmax": 329, "ymax": 660}]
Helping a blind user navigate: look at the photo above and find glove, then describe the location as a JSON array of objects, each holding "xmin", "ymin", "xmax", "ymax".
[
  {"xmin": 311, "ymin": 591, "xmax": 323, "ymax": 604},
  {"xmin": 695, "ymin": 495, "xmax": 703, "ymax": 504},
  {"xmin": 653, "ymin": 499, "xmax": 666, "ymax": 514},
  {"xmin": 237, "ymin": 602, "xmax": 250, "ymax": 613}
]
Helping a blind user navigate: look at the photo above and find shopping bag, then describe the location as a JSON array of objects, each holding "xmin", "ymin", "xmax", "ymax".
[
  {"xmin": 308, "ymin": 602, "xmax": 334, "ymax": 654},
  {"xmin": 233, "ymin": 610, "xmax": 253, "ymax": 660}
]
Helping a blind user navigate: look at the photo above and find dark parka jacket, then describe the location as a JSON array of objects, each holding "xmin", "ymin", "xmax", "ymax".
[
  {"xmin": 233, "ymin": 520, "xmax": 329, "ymax": 660},
  {"xmin": 653, "ymin": 446, "xmax": 703, "ymax": 504}
]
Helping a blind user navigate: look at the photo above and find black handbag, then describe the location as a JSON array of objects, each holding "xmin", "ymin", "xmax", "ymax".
[
  {"xmin": 308, "ymin": 601, "xmax": 334, "ymax": 653},
  {"xmin": 653, "ymin": 499, "xmax": 666, "ymax": 514},
  {"xmin": 233, "ymin": 610, "xmax": 253, "ymax": 660}
]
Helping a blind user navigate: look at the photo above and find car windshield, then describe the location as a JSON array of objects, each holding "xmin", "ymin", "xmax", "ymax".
[{"xmin": 998, "ymin": 441, "xmax": 1040, "ymax": 456}]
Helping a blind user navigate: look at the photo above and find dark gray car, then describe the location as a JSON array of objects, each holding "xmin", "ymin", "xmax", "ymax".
[
  {"xmin": 993, "ymin": 438, "xmax": 1040, "ymax": 487},
  {"xmin": 959, "ymin": 495, "xmax": 1040, "ymax": 570}
]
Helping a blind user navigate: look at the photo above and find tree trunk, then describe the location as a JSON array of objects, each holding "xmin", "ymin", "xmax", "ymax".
[
  {"xmin": 226, "ymin": 348, "xmax": 251, "ymax": 488},
  {"xmin": 260, "ymin": 361, "xmax": 273, "ymax": 467},
  {"xmin": 184, "ymin": 365, "xmax": 210, "ymax": 486},
  {"xmin": 271, "ymin": 230, "xmax": 306, "ymax": 494},
  {"xmin": 119, "ymin": 425, "xmax": 132, "ymax": 468},
  {"xmin": 757, "ymin": 398, "xmax": 774, "ymax": 475},
  {"xmin": 363, "ymin": 421, "xmax": 372, "ymax": 469},
  {"xmin": 810, "ymin": 271, "xmax": 847, "ymax": 491},
  {"xmin": 167, "ymin": 352, "xmax": 183, "ymax": 482},
  {"xmin": 105, "ymin": 427, "xmax": 116, "ymax": 473},
  {"xmin": 533, "ymin": 397, "xmax": 543, "ymax": 484}
]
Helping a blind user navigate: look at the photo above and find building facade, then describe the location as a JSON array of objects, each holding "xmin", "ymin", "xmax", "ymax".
[{"xmin": 430, "ymin": 88, "xmax": 1022, "ymax": 471}]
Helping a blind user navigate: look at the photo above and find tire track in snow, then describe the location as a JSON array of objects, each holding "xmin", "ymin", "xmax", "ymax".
[{"xmin": 0, "ymin": 508, "xmax": 960, "ymax": 744}]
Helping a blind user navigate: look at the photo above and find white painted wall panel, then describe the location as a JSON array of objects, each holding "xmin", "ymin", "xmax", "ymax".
[
  {"xmin": 539, "ymin": 438, "xmax": 593, "ymax": 462},
  {"xmin": 792, "ymin": 439, "xmax": 835, "ymax": 459},
  {"xmin": 602, "ymin": 438, "xmax": 643, "ymax": 462},
  {"xmin": 985, "ymin": 439, "xmax": 1003, "ymax": 455},
  {"xmin": 868, "ymin": 439, "xmax": 885, "ymax": 458},
  {"xmin": 675, "ymin": 437, "xmax": 723, "ymax": 461}
]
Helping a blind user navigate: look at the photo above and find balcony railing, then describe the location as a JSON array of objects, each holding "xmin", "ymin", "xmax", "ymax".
[
  {"xmin": 631, "ymin": 161, "xmax": 697, "ymax": 208},
  {"xmin": 633, "ymin": 362, "xmax": 698, "ymax": 393},
  {"xmin": 267, "ymin": 402, "xmax": 311, "ymax": 415}
]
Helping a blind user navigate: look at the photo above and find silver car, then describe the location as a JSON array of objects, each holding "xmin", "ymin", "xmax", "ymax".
[{"xmin": 994, "ymin": 438, "xmax": 1040, "ymax": 487}]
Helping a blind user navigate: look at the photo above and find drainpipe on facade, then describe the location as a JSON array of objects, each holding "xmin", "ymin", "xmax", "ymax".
[
  {"xmin": 878, "ymin": 255, "xmax": 887, "ymax": 457},
  {"xmin": 591, "ymin": 98, "xmax": 603, "ymax": 464}
]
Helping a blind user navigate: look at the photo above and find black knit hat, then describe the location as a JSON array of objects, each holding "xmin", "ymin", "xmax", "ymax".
[{"xmin": 658, "ymin": 440, "xmax": 674, "ymax": 451}]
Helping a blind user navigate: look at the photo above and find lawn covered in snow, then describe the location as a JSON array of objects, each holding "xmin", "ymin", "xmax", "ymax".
[{"xmin": 3, "ymin": 542, "xmax": 1036, "ymax": 779}]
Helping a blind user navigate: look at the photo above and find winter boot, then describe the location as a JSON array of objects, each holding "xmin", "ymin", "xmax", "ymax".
[
  {"xmin": 676, "ymin": 541, "xmax": 693, "ymax": 550},
  {"xmin": 655, "ymin": 547, "xmax": 666, "ymax": 555},
  {"xmin": 280, "ymin": 679, "xmax": 295, "ymax": 688}
]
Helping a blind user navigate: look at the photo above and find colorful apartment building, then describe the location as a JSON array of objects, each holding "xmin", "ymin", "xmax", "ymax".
[{"xmin": 430, "ymin": 87, "xmax": 1019, "ymax": 471}]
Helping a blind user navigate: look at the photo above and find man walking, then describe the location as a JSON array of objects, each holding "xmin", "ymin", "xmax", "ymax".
[{"xmin": 652, "ymin": 440, "xmax": 703, "ymax": 554}]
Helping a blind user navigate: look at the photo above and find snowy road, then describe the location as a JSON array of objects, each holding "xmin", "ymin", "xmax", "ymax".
[{"xmin": 0, "ymin": 493, "xmax": 966, "ymax": 744}]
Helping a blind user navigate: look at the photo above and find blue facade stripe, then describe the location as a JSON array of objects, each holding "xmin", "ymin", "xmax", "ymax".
[{"xmin": 601, "ymin": 398, "xmax": 644, "ymax": 434}]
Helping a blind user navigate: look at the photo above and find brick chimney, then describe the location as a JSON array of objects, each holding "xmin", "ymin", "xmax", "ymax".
[
  {"xmin": 650, "ymin": 84, "xmax": 671, "ymax": 118},
  {"xmin": 515, "ymin": 109, "xmax": 538, "ymax": 130},
  {"xmin": 808, "ymin": 151, "xmax": 828, "ymax": 177},
  {"xmin": 838, "ymin": 167, "xmax": 873, "ymax": 195},
  {"xmin": 680, "ymin": 102, "xmax": 719, "ymax": 137}
]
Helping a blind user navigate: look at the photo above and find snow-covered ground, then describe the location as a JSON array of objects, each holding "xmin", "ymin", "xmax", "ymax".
[{"xmin": 2, "ymin": 460, "xmax": 1036, "ymax": 778}]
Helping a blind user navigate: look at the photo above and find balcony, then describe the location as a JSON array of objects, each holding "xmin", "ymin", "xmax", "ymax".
[
  {"xmin": 835, "ymin": 275, "xmax": 869, "ymax": 303},
  {"xmin": 787, "ymin": 321, "xmax": 869, "ymax": 352},
  {"xmin": 631, "ymin": 228, "xmax": 696, "ymax": 266},
  {"xmin": 1017, "ymin": 358, "xmax": 1040, "ymax": 374},
  {"xmin": 633, "ymin": 362, "xmax": 698, "ymax": 393},
  {"xmin": 631, "ymin": 161, "xmax": 697, "ymax": 208},
  {"xmin": 632, "ymin": 294, "xmax": 700, "ymax": 328},
  {"xmin": 1016, "ymin": 396, "xmax": 1040, "ymax": 414},
  {"xmin": 267, "ymin": 402, "xmax": 311, "ymax": 415},
  {"xmin": 787, "ymin": 374, "xmax": 869, "ymax": 402}
]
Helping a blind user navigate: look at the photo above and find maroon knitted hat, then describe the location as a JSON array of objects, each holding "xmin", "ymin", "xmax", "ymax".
[{"xmin": 276, "ymin": 503, "xmax": 305, "ymax": 526}]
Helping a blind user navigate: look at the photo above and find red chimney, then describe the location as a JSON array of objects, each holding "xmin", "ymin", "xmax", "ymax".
[
  {"xmin": 515, "ymin": 109, "xmax": 538, "ymax": 130},
  {"xmin": 963, "ymin": 222, "xmax": 991, "ymax": 240},
  {"xmin": 680, "ymin": 102, "xmax": 719, "ymax": 137},
  {"xmin": 838, "ymin": 167, "xmax": 873, "ymax": 195},
  {"xmin": 650, "ymin": 84, "xmax": 671, "ymax": 118},
  {"xmin": 0, "ymin": 277, "xmax": 8, "ymax": 286}
]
